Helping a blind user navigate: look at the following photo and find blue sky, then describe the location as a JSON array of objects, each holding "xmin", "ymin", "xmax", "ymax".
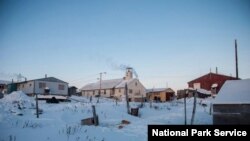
[{"xmin": 1, "ymin": 0, "xmax": 250, "ymax": 90}]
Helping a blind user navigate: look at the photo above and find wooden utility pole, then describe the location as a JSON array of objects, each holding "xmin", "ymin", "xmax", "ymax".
[
  {"xmin": 191, "ymin": 90, "xmax": 197, "ymax": 125},
  {"xmin": 97, "ymin": 72, "xmax": 106, "ymax": 103},
  {"xmin": 125, "ymin": 84, "xmax": 130, "ymax": 114},
  {"xmin": 36, "ymin": 94, "xmax": 39, "ymax": 118},
  {"xmin": 184, "ymin": 91, "xmax": 187, "ymax": 125},
  {"xmin": 235, "ymin": 39, "xmax": 239, "ymax": 79},
  {"xmin": 140, "ymin": 91, "xmax": 144, "ymax": 108}
]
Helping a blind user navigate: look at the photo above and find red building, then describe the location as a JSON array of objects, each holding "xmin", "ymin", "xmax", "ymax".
[{"xmin": 188, "ymin": 72, "xmax": 238, "ymax": 94}]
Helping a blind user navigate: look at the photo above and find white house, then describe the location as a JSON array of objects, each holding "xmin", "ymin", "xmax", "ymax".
[
  {"xmin": 81, "ymin": 68, "xmax": 146, "ymax": 102},
  {"xmin": 16, "ymin": 76, "xmax": 68, "ymax": 96}
]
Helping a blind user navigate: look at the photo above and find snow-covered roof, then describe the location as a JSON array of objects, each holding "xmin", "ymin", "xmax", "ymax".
[
  {"xmin": 15, "ymin": 77, "xmax": 68, "ymax": 84},
  {"xmin": 197, "ymin": 89, "xmax": 211, "ymax": 95},
  {"xmin": 146, "ymin": 88, "xmax": 174, "ymax": 93},
  {"xmin": 213, "ymin": 79, "xmax": 250, "ymax": 104},
  {"xmin": 115, "ymin": 79, "xmax": 135, "ymax": 88},
  {"xmin": 81, "ymin": 78, "xmax": 139, "ymax": 90},
  {"xmin": 211, "ymin": 83, "xmax": 218, "ymax": 88},
  {"xmin": 146, "ymin": 88, "xmax": 166, "ymax": 93},
  {"xmin": 81, "ymin": 79, "xmax": 123, "ymax": 90}
]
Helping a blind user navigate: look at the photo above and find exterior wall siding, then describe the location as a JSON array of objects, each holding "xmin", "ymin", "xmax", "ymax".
[
  {"xmin": 213, "ymin": 104, "xmax": 250, "ymax": 125},
  {"xmin": 81, "ymin": 79, "xmax": 146, "ymax": 102},
  {"xmin": 17, "ymin": 81, "xmax": 34, "ymax": 94},
  {"xmin": 34, "ymin": 81, "xmax": 68, "ymax": 95},
  {"xmin": 127, "ymin": 79, "xmax": 146, "ymax": 101},
  {"xmin": 148, "ymin": 91, "xmax": 174, "ymax": 102},
  {"xmin": 188, "ymin": 73, "xmax": 237, "ymax": 93}
]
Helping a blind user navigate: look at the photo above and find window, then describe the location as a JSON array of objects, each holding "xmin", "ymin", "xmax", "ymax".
[
  {"xmin": 39, "ymin": 83, "xmax": 46, "ymax": 88},
  {"xmin": 129, "ymin": 89, "xmax": 133, "ymax": 94},
  {"xmin": 58, "ymin": 84, "xmax": 65, "ymax": 90},
  {"xmin": 22, "ymin": 84, "xmax": 24, "ymax": 88},
  {"xmin": 29, "ymin": 83, "xmax": 32, "ymax": 87},
  {"xmin": 104, "ymin": 90, "xmax": 106, "ymax": 94},
  {"xmin": 118, "ymin": 89, "xmax": 121, "ymax": 93},
  {"xmin": 193, "ymin": 83, "xmax": 201, "ymax": 89}
]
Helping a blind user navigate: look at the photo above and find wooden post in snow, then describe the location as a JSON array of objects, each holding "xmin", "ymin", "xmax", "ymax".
[
  {"xmin": 184, "ymin": 91, "xmax": 187, "ymax": 125},
  {"xmin": 92, "ymin": 105, "xmax": 98, "ymax": 126},
  {"xmin": 125, "ymin": 83, "xmax": 130, "ymax": 114},
  {"xmin": 115, "ymin": 97, "xmax": 118, "ymax": 106},
  {"xmin": 209, "ymin": 103, "xmax": 212, "ymax": 115},
  {"xmin": 140, "ymin": 91, "xmax": 144, "ymax": 108},
  {"xmin": 36, "ymin": 94, "xmax": 39, "ymax": 118},
  {"xmin": 235, "ymin": 39, "xmax": 239, "ymax": 79},
  {"xmin": 191, "ymin": 90, "xmax": 197, "ymax": 125}
]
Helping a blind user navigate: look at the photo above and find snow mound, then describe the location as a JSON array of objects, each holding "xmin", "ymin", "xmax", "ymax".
[
  {"xmin": 4, "ymin": 91, "xmax": 30, "ymax": 102},
  {"xmin": 0, "ymin": 91, "xmax": 34, "ymax": 109}
]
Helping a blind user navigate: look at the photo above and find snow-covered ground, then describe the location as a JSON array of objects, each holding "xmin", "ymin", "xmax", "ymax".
[{"xmin": 0, "ymin": 91, "xmax": 213, "ymax": 141}]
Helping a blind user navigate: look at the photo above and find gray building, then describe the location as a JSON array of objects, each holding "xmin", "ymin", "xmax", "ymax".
[{"xmin": 13, "ymin": 76, "xmax": 68, "ymax": 96}]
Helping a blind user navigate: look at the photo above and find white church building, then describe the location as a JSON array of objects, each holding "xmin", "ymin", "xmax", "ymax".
[{"xmin": 80, "ymin": 68, "xmax": 146, "ymax": 102}]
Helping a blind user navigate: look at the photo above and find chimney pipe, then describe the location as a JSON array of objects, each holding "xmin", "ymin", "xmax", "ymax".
[
  {"xmin": 235, "ymin": 39, "xmax": 239, "ymax": 79},
  {"xmin": 216, "ymin": 67, "xmax": 218, "ymax": 74}
]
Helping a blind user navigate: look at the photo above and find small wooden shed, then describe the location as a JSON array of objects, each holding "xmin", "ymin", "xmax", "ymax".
[
  {"xmin": 147, "ymin": 88, "xmax": 175, "ymax": 102},
  {"xmin": 213, "ymin": 79, "xmax": 250, "ymax": 125}
]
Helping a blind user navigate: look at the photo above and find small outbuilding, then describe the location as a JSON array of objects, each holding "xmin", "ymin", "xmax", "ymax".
[
  {"xmin": 213, "ymin": 79, "xmax": 250, "ymax": 125},
  {"xmin": 147, "ymin": 88, "xmax": 175, "ymax": 102},
  {"xmin": 68, "ymin": 86, "xmax": 77, "ymax": 96}
]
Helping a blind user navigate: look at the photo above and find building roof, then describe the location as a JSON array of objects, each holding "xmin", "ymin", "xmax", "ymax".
[
  {"xmin": 35, "ymin": 77, "xmax": 67, "ymax": 83},
  {"xmin": 80, "ymin": 78, "xmax": 139, "ymax": 90},
  {"xmin": 146, "ymin": 88, "xmax": 175, "ymax": 93},
  {"xmin": 69, "ymin": 86, "xmax": 78, "ymax": 89},
  {"xmin": 115, "ymin": 79, "xmax": 135, "ymax": 88},
  {"xmin": 197, "ymin": 88, "xmax": 211, "ymax": 95},
  {"xmin": 81, "ymin": 79, "xmax": 123, "ymax": 90},
  {"xmin": 188, "ymin": 72, "xmax": 237, "ymax": 84},
  {"xmin": 15, "ymin": 77, "xmax": 68, "ymax": 84},
  {"xmin": 213, "ymin": 79, "xmax": 250, "ymax": 104}
]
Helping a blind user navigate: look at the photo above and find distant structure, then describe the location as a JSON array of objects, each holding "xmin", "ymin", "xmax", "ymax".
[
  {"xmin": 68, "ymin": 86, "xmax": 77, "ymax": 96},
  {"xmin": 188, "ymin": 72, "xmax": 238, "ymax": 94},
  {"xmin": 8, "ymin": 75, "xmax": 68, "ymax": 96},
  {"xmin": 0, "ymin": 80, "xmax": 11, "ymax": 94},
  {"xmin": 81, "ymin": 68, "xmax": 146, "ymax": 102},
  {"xmin": 146, "ymin": 88, "xmax": 175, "ymax": 102}
]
